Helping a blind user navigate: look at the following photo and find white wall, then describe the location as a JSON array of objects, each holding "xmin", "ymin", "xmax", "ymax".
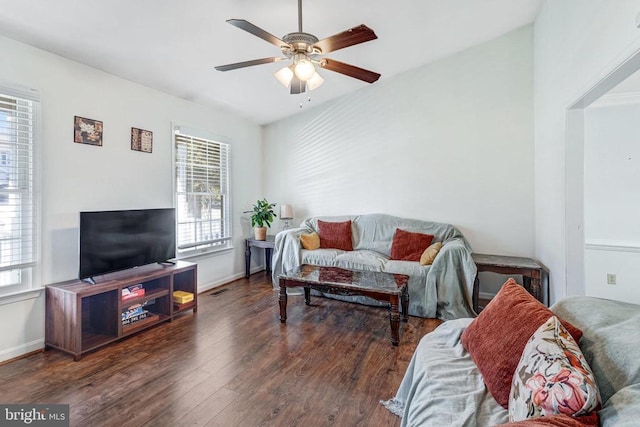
[
  {"xmin": 263, "ymin": 26, "xmax": 535, "ymax": 264},
  {"xmin": 0, "ymin": 34, "xmax": 262, "ymax": 362},
  {"xmin": 585, "ymin": 97, "xmax": 640, "ymax": 242},
  {"xmin": 583, "ymin": 95, "xmax": 640, "ymax": 304},
  {"xmin": 534, "ymin": 0, "xmax": 640, "ymax": 304}
]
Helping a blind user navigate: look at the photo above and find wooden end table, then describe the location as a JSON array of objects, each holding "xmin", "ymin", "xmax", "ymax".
[
  {"xmin": 278, "ymin": 265, "xmax": 409, "ymax": 346},
  {"xmin": 472, "ymin": 253, "xmax": 549, "ymax": 312},
  {"xmin": 245, "ymin": 235, "xmax": 276, "ymax": 278}
]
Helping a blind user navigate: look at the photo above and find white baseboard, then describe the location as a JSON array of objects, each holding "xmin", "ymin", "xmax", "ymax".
[
  {"xmin": 0, "ymin": 339, "xmax": 44, "ymax": 364},
  {"xmin": 197, "ymin": 265, "xmax": 268, "ymax": 293}
]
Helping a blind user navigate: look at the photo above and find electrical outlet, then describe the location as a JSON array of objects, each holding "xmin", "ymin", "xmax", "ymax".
[{"xmin": 607, "ymin": 273, "xmax": 616, "ymax": 285}]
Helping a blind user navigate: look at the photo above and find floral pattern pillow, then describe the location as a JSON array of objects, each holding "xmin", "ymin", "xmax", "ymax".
[{"xmin": 509, "ymin": 315, "xmax": 601, "ymax": 422}]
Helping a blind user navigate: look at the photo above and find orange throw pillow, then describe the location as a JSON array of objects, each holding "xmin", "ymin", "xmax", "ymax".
[
  {"xmin": 390, "ymin": 229, "xmax": 434, "ymax": 261},
  {"xmin": 317, "ymin": 220, "xmax": 353, "ymax": 251},
  {"xmin": 419, "ymin": 241, "xmax": 443, "ymax": 266},
  {"xmin": 460, "ymin": 279, "xmax": 583, "ymax": 408},
  {"xmin": 300, "ymin": 232, "xmax": 320, "ymax": 250}
]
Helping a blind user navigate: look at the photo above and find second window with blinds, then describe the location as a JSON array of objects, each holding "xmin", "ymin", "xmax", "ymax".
[
  {"xmin": 0, "ymin": 85, "xmax": 38, "ymax": 297},
  {"xmin": 174, "ymin": 126, "xmax": 231, "ymax": 255}
]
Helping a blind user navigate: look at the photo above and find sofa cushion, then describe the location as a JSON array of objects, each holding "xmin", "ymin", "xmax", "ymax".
[
  {"xmin": 550, "ymin": 296, "xmax": 640, "ymax": 405},
  {"xmin": 384, "ymin": 260, "xmax": 431, "ymax": 278},
  {"xmin": 509, "ymin": 316, "xmax": 601, "ymax": 421},
  {"xmin": 420, "ymin": 241, "xmax": 443, "ymax": 266},
  {"xmin": 598, "ymin": 384, "xmax": 640, "ymax": 427},
  {"xmin": 318, "ymin": 220, "xmax": 353, "ymax": 251},
  {"xmin": 460, "ymin": 279, "xmax": 583, "ymax": 408},
  {"xmin": 390, "ymin": 228, "xmax": 434, "ymax": 261},
  {"xmin": 334, "ymin": 250, "xmax": 388, "ymax": 271},
  {"xmin": 301, "ymin": 248, "xmax": 344, "ymax": 266},
  {"xmin": 300, "ymin": 232, "xmax": 320, "ymax": 250}
]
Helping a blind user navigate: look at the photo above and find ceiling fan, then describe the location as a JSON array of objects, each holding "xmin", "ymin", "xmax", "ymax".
[{"xmin": 215, "ymin": 0, "xmax": 381, "ymax": 94}]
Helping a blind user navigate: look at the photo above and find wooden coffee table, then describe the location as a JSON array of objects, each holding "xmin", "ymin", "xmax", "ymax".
[{"xmin": 278, "ymin": 265, "xmax": 409, "ymax": 346}]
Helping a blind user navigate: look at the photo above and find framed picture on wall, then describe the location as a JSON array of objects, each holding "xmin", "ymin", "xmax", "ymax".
[
  {"xmin": 74, "ymin": 116, "xmax": 103, "ymax": 146},
  {"xmin": 131, "ymin": 127, "xmax": 153, "ymax": 153}
]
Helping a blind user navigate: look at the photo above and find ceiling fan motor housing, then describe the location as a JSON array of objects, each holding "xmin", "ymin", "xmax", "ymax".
[{"xmin": 282, "ymin": 32, "xmax": 320, "ymax": 55}]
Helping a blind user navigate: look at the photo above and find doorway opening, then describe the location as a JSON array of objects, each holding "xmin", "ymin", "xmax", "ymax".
[{"xmin": 565, "ymin": 48, "xmax": 640, "ymax": 299}]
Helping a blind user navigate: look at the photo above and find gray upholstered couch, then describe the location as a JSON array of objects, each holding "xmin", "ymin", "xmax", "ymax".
[
  {"xmin": 382, "ymin": 296, "xmax": 640, "ymax": 426},
  {"xmin": 271, "ymin": 213, "xmax": 477, "ymax": 319}
]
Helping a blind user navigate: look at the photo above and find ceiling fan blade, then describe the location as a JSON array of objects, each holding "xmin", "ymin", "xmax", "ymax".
[
  {"xmin": 227, "ymin": 19, "xmax": 289, "ymax": 49},
  {"xmin": 290, "ymin": 76, "xmax": 306, "ymax": 94},
  {"xmin": 320, "ymin": 59, "xmax": 381, "ymax": 83},
  {"xmin": 215, "ymin": 57, "xmax": 280, "ymax": 71},
  {"xmin": 313, "ymin": 25, "xmax": 377, "ymax": 54}
]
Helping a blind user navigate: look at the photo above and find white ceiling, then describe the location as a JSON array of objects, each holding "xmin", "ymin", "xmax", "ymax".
[{"xmin": 0, "ymin": 0, "xmax": 542, "ymax": 125}]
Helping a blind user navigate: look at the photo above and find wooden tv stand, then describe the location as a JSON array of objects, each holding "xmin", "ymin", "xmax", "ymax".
[{"xmin": 45, "ymin": 261, "xmax": 197, "ymax": 361}]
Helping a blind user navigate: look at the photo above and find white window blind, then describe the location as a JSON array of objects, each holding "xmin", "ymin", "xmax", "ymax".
[
  {"xmin": 0, "ymin": 86, "xmax": 38, "ymax": 294},
  {"xmin": 174, "ymin": 129, "xmax": 231, "ymax": 253}
]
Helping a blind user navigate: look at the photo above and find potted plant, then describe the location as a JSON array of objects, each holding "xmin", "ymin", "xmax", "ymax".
[{"xmin": 246, "ymin": 199, "xmax": 276, "ymax": 240}]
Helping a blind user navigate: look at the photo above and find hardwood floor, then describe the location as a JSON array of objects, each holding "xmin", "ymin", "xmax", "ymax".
[{"xmin": 1, "ymin": 273, "xmax": 442, "ymax": 426}]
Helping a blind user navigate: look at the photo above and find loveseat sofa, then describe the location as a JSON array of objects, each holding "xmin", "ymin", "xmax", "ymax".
[
  {"xmin": 382, "ymin": 284, "xmax": 640, "ymax": 426},
  {"xmin": 271, "ymin": 213, "xmax": 477, "ymax": 319}
]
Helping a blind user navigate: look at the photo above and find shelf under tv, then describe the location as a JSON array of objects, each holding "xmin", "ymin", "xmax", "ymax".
[
  {"xmin": 122, "ymin": 313, "xmax": 163, "ymax": 335},
  {"xmin": 174, "ymin": 300, "xmax": 196, "ymax": 313},
  {"xmin": 45, "ymin": 261, "xmax": 197, "ymax": 361},
  {"xmin": 122, "ymin": 287, "xmax": 170, "ymax": 306}
]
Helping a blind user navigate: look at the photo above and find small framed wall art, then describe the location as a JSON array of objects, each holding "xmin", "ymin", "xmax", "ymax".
[
  {"xmin": 74, "ymin": 116, "xmax": 103, "ymax": 146},
  {"xmin": 131, "ymin": 127, "xmax": 153, "ymax": 153}
]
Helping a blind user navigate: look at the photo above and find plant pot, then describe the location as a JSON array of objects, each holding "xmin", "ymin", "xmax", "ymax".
[{"xmin": 254, "ymin": 227, "xmax": 267, "ymax": 241}]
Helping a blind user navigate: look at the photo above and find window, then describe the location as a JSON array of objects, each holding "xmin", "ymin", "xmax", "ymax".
[
  {"xmin": 174, "ymin": 126, "xmax": 231, "ymax": 254},
  {"xmin": 0, "ymin": 84, "xmax": 38, "ymax": 296}
]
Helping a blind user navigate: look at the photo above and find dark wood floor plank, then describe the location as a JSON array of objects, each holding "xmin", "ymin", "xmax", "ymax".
[{"xmin": 0, "ymin": 272, "xmax": 443, "ymax": 426}]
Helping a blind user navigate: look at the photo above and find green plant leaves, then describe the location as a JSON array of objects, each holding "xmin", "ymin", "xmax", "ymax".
[{"xmin": 249, "ymin": 198, "xmax": 276, "ymax": 228}]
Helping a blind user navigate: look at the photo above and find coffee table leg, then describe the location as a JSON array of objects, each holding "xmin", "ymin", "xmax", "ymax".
[
  {"xmin": 279, "ymin": 282, "xmax": 287, "ymax": 323},
  {"xmin": 304, "ymin": 287, "xmax": 310, "ymax": 305},
  {"xmin": 401, "ymin": 287, "xmax": 409, "ymax": 323},
  {"xmin": 389, "ymin": 295, "xmax": 400, "ymax": 346}
]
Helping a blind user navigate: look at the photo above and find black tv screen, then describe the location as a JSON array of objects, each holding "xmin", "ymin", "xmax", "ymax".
[{"xmin": 79, "ymin": 208, "xmax": 176, "ymax": 280}]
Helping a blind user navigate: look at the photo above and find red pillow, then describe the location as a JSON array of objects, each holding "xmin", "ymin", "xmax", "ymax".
[
  {"xmin": 317, "ymin": 220, "xmax": 353, "ymax": 251},
  {"xmin": 460, "ymin": 278, "xmax": 583, "ymax": 408},
  {"xmin": 390, "ymin": 229, "xmax": 434, "ymax": 261},
  {"xmin": 497, "ymin": 412, "xmax": 599, "ymax": 427}
]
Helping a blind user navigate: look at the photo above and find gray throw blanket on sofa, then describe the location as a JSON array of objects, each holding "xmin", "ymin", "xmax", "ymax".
[
  {"xmin": 382, "ymin": 296, "xmax": 640, "ymax": 426},
  {"xmin": 271, "ymin": 213, "xmax": 476, "ymax": 319}
]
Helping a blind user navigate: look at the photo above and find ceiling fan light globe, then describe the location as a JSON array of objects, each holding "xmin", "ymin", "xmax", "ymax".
[
  {"xmin": 274, "ymin": 66, "xmax": 294, "ymax": 88},
  {"xmin": 294, "ymin": 58, "xmax": 315, "ymax": 81},
  {"xmin": 307, "ymin": 72, "xmax": 324, "ymax": 91}
]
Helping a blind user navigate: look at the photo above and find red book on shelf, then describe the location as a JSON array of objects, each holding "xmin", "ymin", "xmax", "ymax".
[{"xmin": 122, "ymin": 285, "xmax": 145, "ymax": 301}]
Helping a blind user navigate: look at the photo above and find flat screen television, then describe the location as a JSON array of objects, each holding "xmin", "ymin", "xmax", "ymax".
[{"xmin": 79, "ymin": 208, "xmax": 176, "ymax": 280}]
